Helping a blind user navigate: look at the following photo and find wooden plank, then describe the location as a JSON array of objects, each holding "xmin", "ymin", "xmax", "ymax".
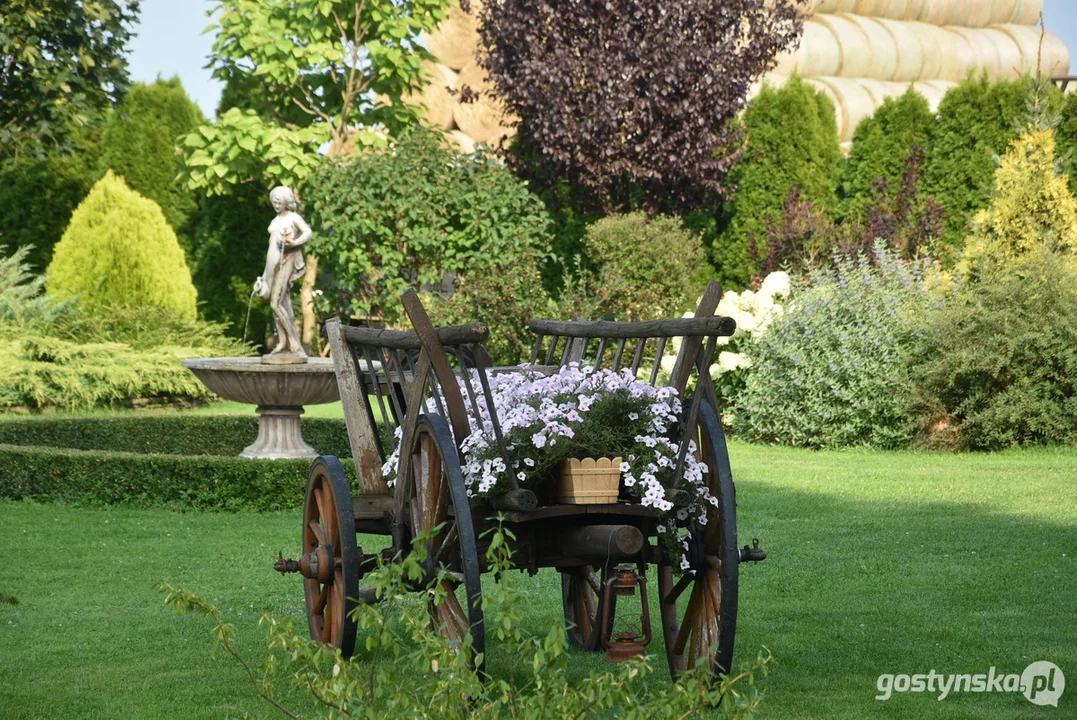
[
  {"xmin": 528, "ymin": 315, "xmax": 734, "ymax": 340},
  {"xmin": 341, "ymin": 322, "xmax": 489, "ymax": 350},
  {"xmin": 671, "ymin": 281, "xmax": 723, "ymax": 395},
  {"xmin": 353, "ymin": 494, "xmax": 395, "ymax": 519},
  {"xmin": 324, "ymin": 317, "xmax": 389, "ymax": 497}
]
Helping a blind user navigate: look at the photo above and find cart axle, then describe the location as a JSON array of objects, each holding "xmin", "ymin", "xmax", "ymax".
[{"xmin": 739, "ymin": 538, "xmax": 767, "ymax": 564}]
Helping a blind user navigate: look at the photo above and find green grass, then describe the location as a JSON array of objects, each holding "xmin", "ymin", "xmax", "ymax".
[{"xmin": 1, "ymin": 441, "xmax": 1074, "ymax": 718}]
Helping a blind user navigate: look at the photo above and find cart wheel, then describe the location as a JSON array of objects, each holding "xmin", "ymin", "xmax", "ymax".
[
  {"xmin": 403, "ymin": 414, "xmax": 485, "ymax": 671},
  {"xmin": 302, "ymin": 455, "xmax": 360, "ymax": 657},
  {"xmin": 658, "ymin": 400, "xmax": 738, "ymax": 678},
  {"xmin": 562, "ymin": 566, "xmax": 604, "ymax": 649}
]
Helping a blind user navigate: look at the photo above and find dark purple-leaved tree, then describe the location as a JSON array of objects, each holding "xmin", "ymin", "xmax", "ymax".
[{"xmin": 476, "ymin": 0, "xmax": 804, "ymax": 212}]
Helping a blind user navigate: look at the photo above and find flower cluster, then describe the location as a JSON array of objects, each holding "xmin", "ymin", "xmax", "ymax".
[{"xmin": 381, "ymin": 364, "xmax": 718, "ymax": 563}]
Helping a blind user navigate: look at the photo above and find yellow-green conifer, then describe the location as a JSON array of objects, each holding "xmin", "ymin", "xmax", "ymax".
[
  {"xmin": 961, "ymin": 126, "xmax": 1077, "ymax": 277},
  {"xmin": 46, "ymin": 171, "xmax": 198, "ymax": 319}
]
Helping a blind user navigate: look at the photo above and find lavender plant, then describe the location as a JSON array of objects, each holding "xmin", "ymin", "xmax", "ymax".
[{"xmin": 734, "ymin": 242, "xmax": 940, "ymax": 449}]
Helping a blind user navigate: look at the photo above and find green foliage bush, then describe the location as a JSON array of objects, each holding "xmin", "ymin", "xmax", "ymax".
[
  {"xmin": 716, "ymin": 77, "xmax": 842, "ymax": 288},
  {"xmin": 101, "ymin": 78, "xmax": 204, "ymax": 255},
  {"xmin": 46, "ymin": 171, "xmax": 199, "ymax": 319},
  {"xmin": 734, "ymin": 243, "xmax": 938, "ymax": 449},
  {"xmin": 922, "ymin": 76, "xmax": 1061, "ymax": 254},
  {"xmin": 914, "ymin": 248, "xmax": 1077, "ymax": 450},
  {"xmin": 580, "ymin": 212, "xmax": 706, "ymax": 321},
  {"xmin": 0, "ymin": 415, "xmax": 349, "ymax": 458},
  {"xmin": 189, "ymin": 180, "xmax": 273, "ymax": 341},
  {"xmin": 303, "ymin": 128, "xmax": 552, "ymax": 325},
  {"xmin": 841, "ymin": 88, "xmax": 933, "ymax": 216},
  {"xmin": 426, "ymin": 249, "xmax": 556, "ymax": 366},
  {"xmin": 1056, "ymin": 89, "xmax": 1077, "ymax": 195},
  {"xmin": 0, "ymin": 125, "xmax": 104, "ymax": 271},
  {"xmin": 0, "ymin": 245, "xmax": 71, "ymax": 328}
]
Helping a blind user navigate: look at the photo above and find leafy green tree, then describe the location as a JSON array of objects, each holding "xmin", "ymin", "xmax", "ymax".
[
  {"xmin": 0, "ymin": 0, "xmax": 141, "ymax": 159},
  {"xmin": 716, "ymin": 77, "xmax": 842, "ymax": 288},
  {"xmin": 922, "ymin": 75, "xmax": 1061, "ymax": 253},
  {"xmin": 101, "ymin": 78, "xmax": 204, "ymax": 256},
  {"xmin": 302, "ymin": 128, "xmax": 551, "ymax": 325},
  {"xmin": 46, "ymin": 171, "xmax": 198, "ymax": 319},
  {"xmin": 841, "ymin": 88, "xmax": 934, "ymax": 217},
  {"xmin": 182, "ymin": 0, "xmax": 451, "ymax": 195},
  {"xmin": 1055, "ymin": 89, "xmax": 1077, "ymax": 196}
]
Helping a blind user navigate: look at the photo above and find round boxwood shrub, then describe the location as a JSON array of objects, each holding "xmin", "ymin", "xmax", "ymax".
[
  {"xmin": 46, "ymin": 170, "xmax": 198, "ymax": 319},
  {"xmin": 716, "ymin": 77, "xmax": 842, "ymax": 289},
  {"xmin": 581, "ymin": 212, "xmax": 706, "ymax": 321}
]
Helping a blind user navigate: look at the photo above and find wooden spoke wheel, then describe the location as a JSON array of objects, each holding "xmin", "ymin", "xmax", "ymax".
[
  {"xmin": 302, "ymin": 455, "xmax": 360, "ymax": 657},
  {"xmin": 658, "ymin": 400, "xmax": 738, "ymax": 678},
  {"xmin": 561, "ymin": 565, "xmax": 604, "ymax": 649},
  {"xmin": 402, "ymin": 414, "xmax": 485, "ymax": 670}
]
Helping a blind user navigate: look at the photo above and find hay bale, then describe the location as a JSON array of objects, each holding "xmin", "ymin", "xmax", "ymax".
[
  {"xmin": 452, "ymin": 61, "xmax": 517, "ymax": 147},
  {"xmin": 773, "ymin": 19, "xmax": 841, "ymax": 77},
  {"xmin": 995, "ymin": 24, "xmax": 1071, "ymax": 76},
  {"xmin": 816, "ymin": 14, "xmax": 872, "ymax": 76},
  {"xmin": 448, "ymin": 130, "xmax": 477, "ymax": 154},
  {"xmin": 424, "ymin": 2, "xmax": 480, "ymax": 71},
  {"xmin": 873, "ymin": 17, "xmax": 924, "ymax": 80}
]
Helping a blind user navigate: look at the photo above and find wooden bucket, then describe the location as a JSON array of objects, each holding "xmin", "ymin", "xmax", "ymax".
[{"xmin": 558, "ymin": 457, "xmax": 622, "ymax": 505}]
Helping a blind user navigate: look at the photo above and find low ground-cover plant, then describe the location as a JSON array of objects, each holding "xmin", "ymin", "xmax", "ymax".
[
  {"xmin": 161, "ymin": 523, "xmax": 772, "ymax": 718},
  {"xmin": 734, "ymin": 242, "xmax": 940, "ymax": 449}
]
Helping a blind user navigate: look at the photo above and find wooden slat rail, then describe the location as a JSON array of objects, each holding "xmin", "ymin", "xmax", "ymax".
[
  {"xmin": 340, "ymin": 323, "xmax": 489, "ymax": 350},
  {"xmin": 528, "ymin": 315, "xmax": 734, "ymax": 339}
]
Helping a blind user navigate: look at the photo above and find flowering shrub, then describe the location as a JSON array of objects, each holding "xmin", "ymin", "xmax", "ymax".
[
  {"xmin": 383, "ymin": 364, "xmax": 716, "ymax": 563},
  {"xmin": 663, "ymin": 271, "xmax": 790, "ymax": 408},
  {"xmin": 734, "ymin": 242, "xmax": 939, "ymax": 449}
]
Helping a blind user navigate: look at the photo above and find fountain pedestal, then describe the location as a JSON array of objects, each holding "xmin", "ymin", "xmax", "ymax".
[{"xmin": 182, "ymin": 357, "xmax": 340, "ymax": 460}]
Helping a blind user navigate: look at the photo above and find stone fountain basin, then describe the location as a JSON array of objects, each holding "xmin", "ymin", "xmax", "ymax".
[{"xmin": 182, "ymin": 357, "xmax": 340, "ymax": 459}]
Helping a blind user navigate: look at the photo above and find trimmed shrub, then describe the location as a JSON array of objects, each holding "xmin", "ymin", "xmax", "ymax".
[
  {"xmin": 579, "ymin": 212, "xmax": 707, "ymax": 321},
  {"xmin": 0, "ymin": 445, "xmax": 334, "ymax": 511},
  {"xmin": 46, "ymin": 171, "xmax": 198, "ymax": 319},
  {"xmin": 0, "ymin": 415, "xmax": 349, "ymax": 458},
  {"xmin": 303, "ymin": 129, "xmax": 552, "ymax": 325},
  {"xmin": 922, "ymin": 76, "xmax": 1061, "ymax": 254},
  {"xmin": 734, "ymin": 242, "xmax": 938, "ymax": 449},
  {"xmin": 841, "ymin": 88, "xmax": 933, "ymax": 217},
  {"xmin": 717, "ymin": 77, "xmax": 842, "ymax": 289},
  {"xmin": 100, "ymin": 77, "xmax": 204, "ymax": 256},
  {"xmin": 961, "ymin": 124, "xmax": 1077, "ymax": 277},
  {"xmin": 914, "ymin": 247, "xmax": 1077, "ymax": 450}
]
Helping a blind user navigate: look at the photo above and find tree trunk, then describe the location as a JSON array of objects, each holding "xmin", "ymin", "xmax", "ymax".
[{"xmin": 301, "ymin": 254, "xmax": 319, "ymax": 352}]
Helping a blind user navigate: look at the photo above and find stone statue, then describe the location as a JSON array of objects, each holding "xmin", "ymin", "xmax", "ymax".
[{"xmin": 255, "ymin": 186, "xmax": 312, "ymax": 363}]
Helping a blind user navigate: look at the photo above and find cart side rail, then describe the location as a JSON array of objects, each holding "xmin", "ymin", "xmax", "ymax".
[{"xmin": 323, "ymin": 314, "xmax": 490, "ymax": 497}]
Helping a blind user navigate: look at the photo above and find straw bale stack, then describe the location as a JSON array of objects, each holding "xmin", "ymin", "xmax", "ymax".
[
  {"xmin": 452, "ymin": 61, "xmax": 517, "ymax": 147},
  {"xmin": 424, "ymin": 2, "xmax": 482, "ymax": 72},
  {"xmin": 814, "ymin": 0, "xmax": 1042, "ymax": 25}
]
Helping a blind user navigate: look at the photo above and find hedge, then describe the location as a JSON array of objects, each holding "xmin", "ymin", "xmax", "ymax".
[
  {"xmin": 0, "ymin": 415, "xmax": 351, "ymax": 457},
  {"xmin": 0, "ymin": 415, "xmax": 355, "ymax": 510}
]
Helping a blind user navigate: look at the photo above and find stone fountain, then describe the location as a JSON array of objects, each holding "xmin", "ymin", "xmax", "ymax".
[
  {"xmin": 183, "ymin": 186, "xmax": 340, "ymax": 459},
  {"xmin": 182, "ymin": 357, "xmax": 339, "ymax": 458}
]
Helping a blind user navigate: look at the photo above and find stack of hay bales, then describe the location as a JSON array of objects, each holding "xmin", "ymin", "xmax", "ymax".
[
  {"xmin": 412, "ymin": 1, "xmax": 517, "ymax": 152},
  {"xmin": 764, "ymin": 0, "xmax": 1070, "ymax": 143}
]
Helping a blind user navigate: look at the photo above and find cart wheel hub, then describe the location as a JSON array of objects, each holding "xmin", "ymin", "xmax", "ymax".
[{"xmin": 273, "ymin": 544, "xmax": 335, "ymax": 583}]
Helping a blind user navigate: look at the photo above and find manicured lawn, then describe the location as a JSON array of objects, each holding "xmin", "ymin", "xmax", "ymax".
[{"xmin": 1, "ymin": 441, "xmax": 1074, "ymax": 718}]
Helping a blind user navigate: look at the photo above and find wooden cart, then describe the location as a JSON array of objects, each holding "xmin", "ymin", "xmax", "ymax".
[{"xmin": 274, "ymin": 284, "xmax": 765, "ymax": 678}]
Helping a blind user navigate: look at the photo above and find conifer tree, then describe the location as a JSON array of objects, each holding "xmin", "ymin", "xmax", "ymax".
[{"xmin": 46, "ymin": 171, "xmax": 198, "ymax": 318}]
